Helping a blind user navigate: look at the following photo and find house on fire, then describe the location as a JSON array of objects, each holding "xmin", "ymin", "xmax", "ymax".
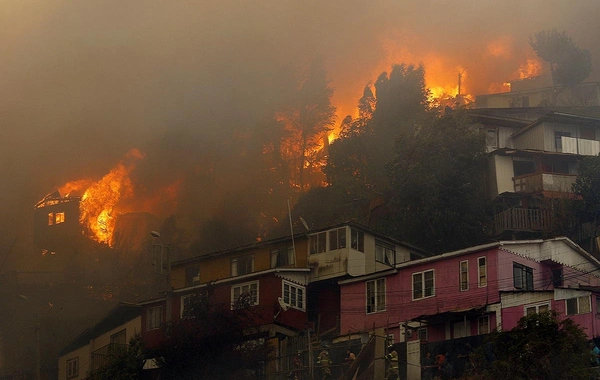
[{"xmin": 34, "ymin": 191, "xmax": 84, "ymax": 256}]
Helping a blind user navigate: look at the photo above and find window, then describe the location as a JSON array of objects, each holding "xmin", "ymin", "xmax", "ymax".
[
  {"xmin": 146, "ymin": 306, "xmax": 163, "ymax": 331},
  {"xmin": 309, "ymin": 232, "xmax": 327, "ymax": 254},
  {"xmin": 417, "ymin": 327, "xmax": 428, "ymax": 342},
  {"xmin": 513, "ymin": 263, "xmax": 534, "ymax": 291},
  {"xmin": 329, "ymin": 228, "xmax": 347, "ymax": 251},
  {"xmin": 478, "ymin": 257, "xmax": 487, "ymax": 287},
  {"xmin": 551, "ymin": 268, "xmax": 563, "ymax": 287},
  {"xmin": 55, "ymin": 212, "xmax": 65, "ymax": 224},
  {"xmin": 478, "ymin": 316, "xmax": 490, "ymax": 335},
  {"xmin": 232, "ymin": 281, "xmax": 259, "ymax": 308},
  {"xmin": 513, "ymin": 158, "xmax": 536, "ymax": 176},
  {"xmin": 412, "ymin": 270, "xmax": 435, "ymax": 300},
  {"xmin": 486, "ymin": 129, "xmax": 497, "ymax": 149},
  {"xmin": 366, "ymin": 278, "xmax": 386, "ymax": 313},
  {"xmin": 555, "ymin": 131, "xmax": 572, "ymax": 150},
  {"xmin": 48, "ymin": 212, "xmax": 54, "ymax": 225},
  {"xmin": 181, "ymin": 294, "xmax": 193, "ymax": 317},
  {"xmin": 185, "ymin": 265, "xmax": 200, "ymax": 287},
  {"xmin": 375, "ymin": 240, "xmax": 395, "ymax": 266},
  {"xmin": 271, "ymin": 246, "xmax": 295, "ymax": 268},
  {"xmin": 566, "ymin": 296, "xmax": 591, "ymax": 316},
  {"xmin": 283, "ymin": 281, "xmax": 305, "ymax": 310},
  {"xmin": 460, "ymin": 260, "xmax": 469, "ymax": 291},
  {"xmin": 66, "ymin": 357, "xmax": 79, "ymax": 379},
  {"xmin": 387, "ymin": 334, "xmax": 395, "ymax": 345},
  {"xmin": 231, "ymin": 255, "xmax": 254, "ymax": 276},
  {"xmin": 351, "ymin": 229, "xmax": 364, "ymax": 252},
  {"xmin": 525, "ymin": 303, "xmax": 549, "ymax": 316},
  {"xmin": 110, "ymin": 329, "xmax": 126, "ymax": 345}
]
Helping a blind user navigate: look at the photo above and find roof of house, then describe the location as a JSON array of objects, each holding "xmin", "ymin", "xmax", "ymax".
[
  {"xmin": 172, "ymin": 221, "xmax": 429, "ymax": 267},
  {"xmin": 58, "ymin": 302, "xmax": 141, "ymax": 357}
]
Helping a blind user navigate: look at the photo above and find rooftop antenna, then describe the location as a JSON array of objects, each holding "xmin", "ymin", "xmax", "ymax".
[{"xmin": 300, "ymin": 217, "xmax": 310, "ymax": 231}]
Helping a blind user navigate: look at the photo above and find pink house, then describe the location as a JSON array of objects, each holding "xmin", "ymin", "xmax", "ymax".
[{"xmin": 339, "ymin": 237, "xmax": 600, "ymax": 374}]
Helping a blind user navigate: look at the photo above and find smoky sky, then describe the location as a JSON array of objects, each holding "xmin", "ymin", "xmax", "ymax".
[{"xmin": 1, "ymin": 0, "xmax": 600, "ymax": 267}]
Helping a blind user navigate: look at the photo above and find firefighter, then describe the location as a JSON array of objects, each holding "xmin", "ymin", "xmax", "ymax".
[
  {"xmin": 317, "ymin": 347, "xmax": 332, "ymax": 380},
  {"xmin": 385, "ymin": 346, "xmax": 399, "ymax": 380}
]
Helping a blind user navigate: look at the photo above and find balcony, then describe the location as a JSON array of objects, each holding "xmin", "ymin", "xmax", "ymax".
[
  {"xmin": 494, "ymin": 208, "xmax": 552, "ymax": 234},
  {"xmin": 91, "ymin": 343, "xmax": 127, "ymax": 371},
  {"xmin": 560, "ymin": 136, "xmax": 600, "ymax": 156},
  {"xmin": 513, "ymin": 172, "xmax": 577, "ymax": 194}
]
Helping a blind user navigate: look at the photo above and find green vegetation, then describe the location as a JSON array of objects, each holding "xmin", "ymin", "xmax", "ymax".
[{"xmin": 471, "ymin": 311, "xmax": 594, "ymax": 380}]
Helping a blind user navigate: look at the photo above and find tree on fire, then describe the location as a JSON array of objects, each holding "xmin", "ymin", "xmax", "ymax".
[
  {"xmin": 312, "ymin": 63, "xmax": 491, "ymax": 253},
  {"xmin": 529, "ymin": 29, "xmax": 592, "ymax": 90},
  {"xmin": 278, "ymin": 57, "xmax": 337, "ymax": 190},
  {"xmin": 153, "ymin": 289, "xmax": 272, "ymax": 380}
]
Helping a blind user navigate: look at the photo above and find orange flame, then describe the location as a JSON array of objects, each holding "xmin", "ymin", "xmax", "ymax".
[
  {"xmin": 518, "ymin": 57, "xmax": 542, "ymax": 79},
  {"xmin": 57, "ymin": 149, "xmax": 145, "ymax": 247}
]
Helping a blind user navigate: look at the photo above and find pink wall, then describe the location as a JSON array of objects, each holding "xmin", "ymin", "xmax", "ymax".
[{"xmin": 340, "ymin": 248, "xmax": 499, "ymax": 335}]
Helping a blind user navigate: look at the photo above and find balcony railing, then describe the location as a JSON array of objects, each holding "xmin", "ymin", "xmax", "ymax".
[
  {"xmin": 513, "ymin": 172, "xmax": 577, "ymax": 194},
  {"xmin": 494, "ymin": 208, "xmax": 553, "ymax": 234},
  {"xmin": 561, "ymin": 136, "xmax": 600, "ymax": 156},
  {"xmin": 90, "ymin": 343, "xmax": 127, "ymax": 371}
]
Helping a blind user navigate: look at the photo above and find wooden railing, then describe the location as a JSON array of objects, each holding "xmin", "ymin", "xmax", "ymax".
[{"xmin": 494, "ymin": 208, "xmax": 552, "ymax": 233}]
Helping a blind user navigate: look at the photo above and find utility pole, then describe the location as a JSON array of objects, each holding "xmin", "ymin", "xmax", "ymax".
[{"xmin": 151, "ymin": 231, "xmax": 172, "ymax": 322}]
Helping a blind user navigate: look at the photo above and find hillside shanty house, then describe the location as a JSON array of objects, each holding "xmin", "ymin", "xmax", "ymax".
[
  {"xmin": 468, "ymin": 110, "xmax": 600, "ymax": 246},
  {"xmin": 138, "ymin": 222, "xmax": 426, "ymax": 379},
  {"xmin": 57, "ymin": 303, "xmax": 141, "ymax": 380},
  {"xmin": 34, "ymin": 191, "xmax": 83, "ymax": 256},
  {"xmin": 338, "ymin": 237, "xmax": 600, "ymax": 380}
]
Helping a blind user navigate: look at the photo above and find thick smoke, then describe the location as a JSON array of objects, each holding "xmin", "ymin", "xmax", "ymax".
[{"xmin": 1, "ymin": 0, "xmax": 600, "ymax": 266}]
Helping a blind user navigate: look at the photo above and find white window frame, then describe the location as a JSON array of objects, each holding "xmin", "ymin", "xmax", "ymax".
[
  {"xmin": 366, "ymin": 278, "xmax": 386, "ymax": 314},
  {"xmin": 460, "ymin": 260, "xmax": 469, "ymax": 291},
  {"xmin": 231, "ymin": 280, "xmax": 259, "ymax": 309},
  {"xmin": 412, "ymin": 269, "xmax": 435, "ymax": 300},
  {"xmin": 231, "ymin": 254, "xmax": 254, "ymax": 277},
  {"xmin": 478, "ymin": 256, "xmax": 487, "ymax": 287},
  {"xmin": 351, "ymin": 228, "xmax": 365, "ymax": 252},
  {"xmin": 146, "ymin": 305, "xmax": 163, "ymax": 331},
  {"xmin": 282, "ymin": 281, "xmax": 305, "ymax": 311},
  {"xmin": 478, "ymin": 315, "xmax": 490, "ymax": 335},
  {"xmin": 329, "ymin": 227, "xmax": 347, "ymax": 251},
  {"xmin": 309, "ymin": 232, "xmax": 327, "ymax": 254},
  {"xmin": 525, "ymin": 302, "xmax": 550, "ymax": 316},
  {"xmin": 566, "ymin": 296, "xmax": 591, "ymax": 316},
  {"xmin": 66, "ymin": 357, "xmax": 79, "ymax": 379},
  {"xmin": 375, "ymin": 240, "xmax": 395, "ymax": 266}
]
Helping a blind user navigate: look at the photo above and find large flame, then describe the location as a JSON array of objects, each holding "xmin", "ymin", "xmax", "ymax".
[{"xmin": 57, "ymin": 148, "xmax": 145, "ymax": 247}]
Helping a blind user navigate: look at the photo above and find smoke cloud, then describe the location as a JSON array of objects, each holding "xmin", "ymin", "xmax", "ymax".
[{"xmin": 1, "ymin": 0, "xmax": 599, "ymax": 268}]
